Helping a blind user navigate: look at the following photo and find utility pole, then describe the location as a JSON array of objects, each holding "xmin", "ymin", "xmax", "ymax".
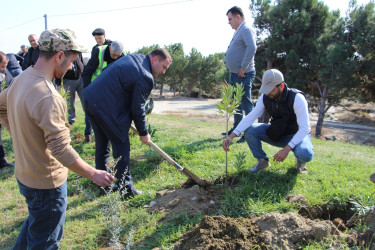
[{"xmin": 44, "ymin": 14, "xmax": 47, "ymax": 30}]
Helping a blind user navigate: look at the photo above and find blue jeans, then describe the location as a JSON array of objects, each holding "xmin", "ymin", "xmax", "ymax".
[
  {"xmin": 85, "ymin": 101, "xmax": 134, "ymax": 192},
  {"xmin": 229, "ymin": 71, "xmax": 255, "ymax": 129},
  {"xmin": 244, "ymin": 123, "xmax": 314, "ymax": 163},
  {"xmin": 13, "ymin": 180, "xmax": 67, "ymax": 250}
]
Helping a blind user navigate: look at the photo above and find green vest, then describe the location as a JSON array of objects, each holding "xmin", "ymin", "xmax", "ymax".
[{"xmin": 91, "ymin": 45, "xmax": 108, "ymax": 82}]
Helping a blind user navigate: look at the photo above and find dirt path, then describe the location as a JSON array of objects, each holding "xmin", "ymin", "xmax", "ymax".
[{"xmin": 151, "ymin": 90, "xmax": 375, "ymax": 146}]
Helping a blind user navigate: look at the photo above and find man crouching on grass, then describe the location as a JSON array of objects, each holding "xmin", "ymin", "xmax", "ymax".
[
  {"xmin": 0, "ymin": 29, "xmax": 114, "ymax": 249},
  {"xmin": 222, "ymin": 69, "xmax": 314, "ymax": 174}
]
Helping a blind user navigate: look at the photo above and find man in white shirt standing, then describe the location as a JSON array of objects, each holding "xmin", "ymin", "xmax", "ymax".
[{"xmin": 222, "ymin": 69, "xmax": 314, "ymax": 174}]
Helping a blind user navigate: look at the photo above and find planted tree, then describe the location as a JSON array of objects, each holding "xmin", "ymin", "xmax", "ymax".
[{"xmin": 216, "ymin": 83, "xmax": 244, "ymax": 180}]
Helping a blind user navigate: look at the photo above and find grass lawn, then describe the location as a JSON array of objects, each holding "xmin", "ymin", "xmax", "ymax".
[{"xmin": 0, "ymin": 101, "xmax": 374, "ymax": 249}]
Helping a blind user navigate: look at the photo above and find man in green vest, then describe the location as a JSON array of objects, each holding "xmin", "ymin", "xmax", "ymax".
[{"xmin": 82, "ymin": 41, "xmax": 125, "ymax": 88}]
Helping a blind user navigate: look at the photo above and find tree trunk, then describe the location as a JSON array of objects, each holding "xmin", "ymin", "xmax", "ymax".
[
  {"xmin": 198, "ymin": 84, "xmax": 202, "ymax": 99},
  {"xmin": 315, "ymin": 84, "xmax": 328, "ymax": 138},
  {"xmin": 267, "ymin": 60, "xmax": 273, "ymax": 70},
  {"xmin": 159, "ymin": 83, "xmax": 164, "ymax": 97}
]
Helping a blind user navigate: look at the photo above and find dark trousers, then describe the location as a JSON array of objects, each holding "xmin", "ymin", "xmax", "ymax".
[{"xmin": 85, "ymin": 101, "xmax": 134, "ymax": 191}]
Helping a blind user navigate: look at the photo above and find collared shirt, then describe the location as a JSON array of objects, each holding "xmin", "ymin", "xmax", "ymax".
[{"xmin": 0, "ymin": 67, "xmax": 79, "ymax": 189}]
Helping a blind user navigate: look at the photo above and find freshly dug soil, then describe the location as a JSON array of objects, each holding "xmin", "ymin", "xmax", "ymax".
[
  {"xmin": 147, "ymin": 181, "xmax": 375, "ymax": 249},
  {"xmin": 173, "ymin": 216, "xmax": 267, "ymax": 250},
  {"xmin": 147, "ymin": 184, "xmax": 222, "ymax": 217}
]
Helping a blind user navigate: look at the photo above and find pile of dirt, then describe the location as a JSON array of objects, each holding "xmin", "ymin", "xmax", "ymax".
[
  {"xmin": 147, "ymin": 184, "xmax": 222, "ymax": 217},
  {"xmin": 174, "ymin": 212, "xmax": 343, "ymax": 249},
  {"xmin": 256, "ymin": 212, "xmax": 342, "ymax": 249},
  {"xmin": 173, "ymin": 216, "xmax": 266, "ymax": 249}
]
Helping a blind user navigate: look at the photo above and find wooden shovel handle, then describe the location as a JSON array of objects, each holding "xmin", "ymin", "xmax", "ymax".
[{"xmin": 130, "ymin": 124, "xmax": 183, "ymax": 171}]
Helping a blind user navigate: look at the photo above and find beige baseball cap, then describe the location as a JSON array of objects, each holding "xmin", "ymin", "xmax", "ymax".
[
  {"xmin": 259, "ymin": 69, "xmax": 284, "ymax": 94},
  {"xmin": 38, "ymin": 29, "xmax": 88, "ymax": 53}
]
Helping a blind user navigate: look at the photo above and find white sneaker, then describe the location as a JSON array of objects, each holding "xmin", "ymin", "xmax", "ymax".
[
  {"xmin": 296, "ymin": 159, "xmax": 307, "ymax": 174},
  {"xmin": 249, "ymin": 159, "xmax": 270, "ymax": 174}
]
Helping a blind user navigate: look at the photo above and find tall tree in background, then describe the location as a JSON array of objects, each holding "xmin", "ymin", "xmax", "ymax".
[
  {"xmin": 346, "ymin": 0, "xmax": 375, "ymax": 100},
  {"xmin": 200, "ymin": 53, "xmax": 225, "ymax": 98},
  {"xmin": 185, "ymin": 48, "xmax": 204, "ymax": 97},
  {"xmin": 164, "ymin": 43, "xmax": 188, "ymax": 96}
]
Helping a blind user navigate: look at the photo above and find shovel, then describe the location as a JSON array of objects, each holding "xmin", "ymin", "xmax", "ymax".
[{"xmin": 130, "ymin": 124, "xmax": 209, "ymax": 187}]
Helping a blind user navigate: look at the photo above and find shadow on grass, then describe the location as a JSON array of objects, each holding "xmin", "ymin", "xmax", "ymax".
[
  {"xmin": 134, "ymin": 212, "xmax": 202, "ymax": 249},
  {"xmin": 0, "ymin": 165, "xmax": 14, "ymax": 181}
]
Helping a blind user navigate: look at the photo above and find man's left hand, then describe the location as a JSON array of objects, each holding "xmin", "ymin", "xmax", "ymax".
[
  {"xmin": 273, "ymin": 145, "xmax": 292, "ymax": 162},
  {"xmin": 237, "ymin": 69, "xmax": 245, "ymax": 78}
]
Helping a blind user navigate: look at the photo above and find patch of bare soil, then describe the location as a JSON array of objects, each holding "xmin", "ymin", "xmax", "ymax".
[
  {"xmin": 173, "ymin": 216, "xmax": 266, "ymax": 250},
  {"xmin": 147, "ymin": 184, "xmax": 222, "ymax": 217}
]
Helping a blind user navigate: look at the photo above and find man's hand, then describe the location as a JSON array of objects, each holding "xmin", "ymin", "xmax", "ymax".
[
  {"xmin": 140, "ymin": 134, "xmax": 151, "ymax": 145},
  {"xmin": 92, "ymin": 170, "xmax": 115, "ymax": 187},
  {"xmin": 273, "ymin": 145, "xmax": 292, "ymax": 162},
  {"xmin": 222, "ymin": 133, "xmax": 235, "ymax": 152},
  {"xmin": 237, "ymin": 69, "xmax": 245, "ymax": 78},
  {"xmin": 67, "ymin": 158, "xmax": 115, "ymax": 187}
]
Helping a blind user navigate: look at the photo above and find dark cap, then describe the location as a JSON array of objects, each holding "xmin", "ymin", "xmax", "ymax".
[{"xmin": 92, "ymin": 28, "xmax": 105, "ymax": 36}]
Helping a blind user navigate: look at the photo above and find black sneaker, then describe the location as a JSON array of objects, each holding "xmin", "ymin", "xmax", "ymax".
[
  {"xmin": 121, "ymin": 188, "xmax": 143, "ymax": 200},
  {"xmin": 221, "ymin": 128, "xmax": 234, "ymax": 136},
  {"xmin": 99, "ymin": 184, "xmax": 119, "ymax": 196},
  {"xmin": 236, "ymin": 135, "xmax": 246, "ymax": 143}
]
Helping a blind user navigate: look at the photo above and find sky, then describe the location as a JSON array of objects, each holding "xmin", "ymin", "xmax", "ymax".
[{"xmin": 0, "ymin": 0, "xmax": 372, "ymax": 57}]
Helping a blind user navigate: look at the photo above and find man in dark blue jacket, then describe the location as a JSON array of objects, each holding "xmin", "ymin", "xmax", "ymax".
[{"xmin": 82, "ymin": 48, "xmax": 172, "ymax": 198}]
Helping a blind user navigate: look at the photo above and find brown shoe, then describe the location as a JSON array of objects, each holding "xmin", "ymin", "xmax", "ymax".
[{"xmin": 84, "ymin": 135, "xmax": 92, "ymax": 143}]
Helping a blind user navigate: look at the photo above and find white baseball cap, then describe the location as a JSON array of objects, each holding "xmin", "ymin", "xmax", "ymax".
[{"xmin": 259, "ymin": 69, "xmax": 284, "ymax": 94}]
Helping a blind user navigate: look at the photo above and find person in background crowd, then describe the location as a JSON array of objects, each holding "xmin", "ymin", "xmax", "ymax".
[
  {"xmin": 223, "ymin": 69, "xmax": 314, "ymax": 174},
  {"xmin": 22, "ymin": 34, "xmax": 40, "ymax": 70},
  {"xmin": 0, "ymin": 51, "xmax": 14, "ymax": 168},
  {"xmin": 82, "ymin": 41, "xmax": 125, "ymax": 88},
  {"xmin": 82, "ymin": 48, "xmax": 172, "ymax": 199},
  {"xmin": 91, "ymin": 28, "xmax": 112, "ymax": 53},
  {"xmin": 18, "ymin": 45, "xmax": 28, "ymax": 58},
  {"xmin": 0, "ymin": 52, "xmax": 13, "ymax": 86},
  {"xmin": 0, "ymin": 29, "xmax": 114, "ymax": 249},
  {"xmin": 6, "ymin": 53, "xmax": 23, "ymax": 77},
  {"xmin": 223, "ymin": 6, "xmax": 257, "ymax": 143},
  {"xmin": 55, "ymin": 53, "xmax": 85, "ymax": 127}
]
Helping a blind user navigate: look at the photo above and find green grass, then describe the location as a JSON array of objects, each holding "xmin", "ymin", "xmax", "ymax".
[{"xmin": 0, "ymin": 101, "xmax": 374, "ymax": 249}]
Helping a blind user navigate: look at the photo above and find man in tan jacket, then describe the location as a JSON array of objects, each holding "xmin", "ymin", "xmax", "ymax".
[{"xmin": 0, "ymin": 29, "xmax": 114, "ymax": 249}]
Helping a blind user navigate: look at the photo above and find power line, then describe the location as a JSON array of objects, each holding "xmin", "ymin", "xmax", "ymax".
[
  {"xmin": 50, "ymin": 0, "xmax": 192, "ymax": 17},
  {"xmin": 0, "ymin": 16, "xmax": 43, "ymax": 33},
  {"xmin": 0, "ymin": 0, "xmax": 192, "ymax": 33}
]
